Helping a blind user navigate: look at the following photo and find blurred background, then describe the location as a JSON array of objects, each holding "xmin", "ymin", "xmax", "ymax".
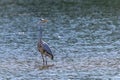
[{"xmin": 0, "ymin": 0, "xmax": 120, "ymax": 80}]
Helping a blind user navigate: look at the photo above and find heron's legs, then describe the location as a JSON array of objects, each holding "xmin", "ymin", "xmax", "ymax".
[
  {"xmin": 45, "ymin": 55, "xmax": 47, "ymax": 66},
  {"xmin": 41, "ymin": 54, "xmax": 45, "ymax": 66}
]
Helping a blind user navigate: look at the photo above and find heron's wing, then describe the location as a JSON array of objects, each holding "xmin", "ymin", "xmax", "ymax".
[{"xmin": 41, "ymin": 41, "xmax": 52, "ymax": 54}]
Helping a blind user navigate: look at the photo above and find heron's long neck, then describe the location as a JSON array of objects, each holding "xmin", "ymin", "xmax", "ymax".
[{"xmin": 38, "ymin": 26, "xmax": 42, "ymax": 42}]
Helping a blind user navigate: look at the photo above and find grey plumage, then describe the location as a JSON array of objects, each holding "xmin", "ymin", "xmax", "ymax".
[{"xmin": 37, "ymin": 18, "xmax": 54, "ymax": 66}]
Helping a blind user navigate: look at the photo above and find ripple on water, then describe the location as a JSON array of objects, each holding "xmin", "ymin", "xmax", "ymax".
[{"xmin": 0, "ymin": 0, "xmax": 120, "ymax": 79}]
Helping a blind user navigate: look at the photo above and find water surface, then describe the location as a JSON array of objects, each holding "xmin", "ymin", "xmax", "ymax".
[{"xmin": 0, "ymin": 0, "xmax": 120, "ymax": 80}]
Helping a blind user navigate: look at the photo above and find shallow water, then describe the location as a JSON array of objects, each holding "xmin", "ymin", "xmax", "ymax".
[{"xmin": 0, "ymin": 0, "xmax": 120, "ymax": 80}]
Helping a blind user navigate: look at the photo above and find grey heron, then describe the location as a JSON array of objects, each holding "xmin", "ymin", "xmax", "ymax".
[{"xmin": 37, "ymin": 18, "xmax": 54, "ymax": 69}]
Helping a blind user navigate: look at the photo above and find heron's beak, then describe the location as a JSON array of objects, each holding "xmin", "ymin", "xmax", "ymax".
[{"xmin": 41, "ymin": 19, "xmax": 48, "ymax": 23}]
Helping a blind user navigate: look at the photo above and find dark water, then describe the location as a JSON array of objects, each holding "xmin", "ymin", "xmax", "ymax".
[{"xmin": 0, "ymin": 0, "xmax": 120, "ymax": 80}]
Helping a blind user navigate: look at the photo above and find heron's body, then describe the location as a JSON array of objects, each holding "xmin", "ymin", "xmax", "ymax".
[
  {"xmin": 37, "ymin": 40, "xmax": 53, "ymax": 60},
  {"xmin": 37, "ymin": 19, "xmax": 54, "ymax": 67}
]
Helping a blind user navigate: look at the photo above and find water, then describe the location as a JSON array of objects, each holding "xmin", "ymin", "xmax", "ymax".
[{"xmin": 0, "ymin": 0, "xmax": 120, "ymax": 80}]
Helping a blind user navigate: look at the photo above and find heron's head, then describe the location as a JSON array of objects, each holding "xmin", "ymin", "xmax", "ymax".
[{"xmin": 39, "ymin": 18, "xmax": 48, "ymax": 23}]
